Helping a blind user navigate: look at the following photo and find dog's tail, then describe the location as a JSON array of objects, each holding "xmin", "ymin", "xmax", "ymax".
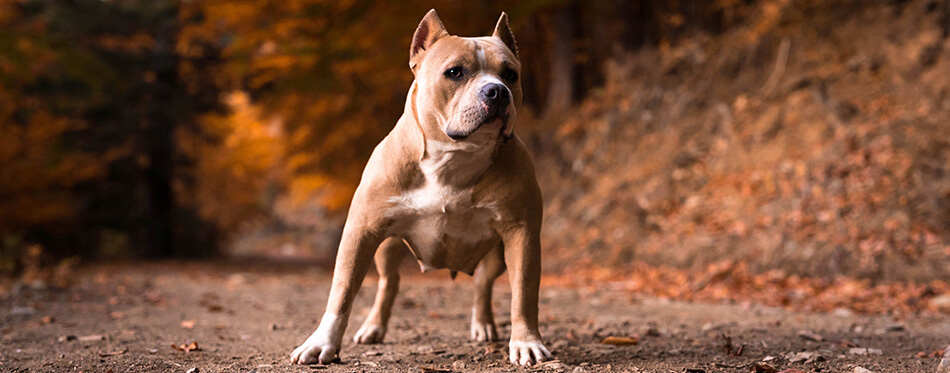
[{"xmin": 449, "ymin": 270, "xmax": 458, "ymax": 281}]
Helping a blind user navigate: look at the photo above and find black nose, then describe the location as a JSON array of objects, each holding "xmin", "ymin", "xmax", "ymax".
[{"xmin": 478, "ymin": 83, "xmax": 510, "ymax": 108}]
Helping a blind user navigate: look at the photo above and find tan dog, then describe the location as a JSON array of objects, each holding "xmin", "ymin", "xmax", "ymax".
[{"xmin": 290, "ymin": 9, "xmax": 551, "ymax": 366}]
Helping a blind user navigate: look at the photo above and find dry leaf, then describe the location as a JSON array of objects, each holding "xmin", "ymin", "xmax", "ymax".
[
  {"xmin": 180, "ymin": 320, "xmax": 196, "ymax": 329},
  {"xmin": 796, "ymin": 330, "xmax": 825, "ymax": 342},
  {"xmin": 98, "ymin": 348, "xmax": 128, "ymax": 357},
  {"xmin": 600, "ymin": 336, "xmax": 639, "ymax": 345},
  {"xmin": 172, "ymin": 341, "xmax": 201, "ymax": 352}
]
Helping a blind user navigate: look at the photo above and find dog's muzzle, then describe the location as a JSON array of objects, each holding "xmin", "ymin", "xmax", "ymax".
[{"xmin": 446, "ymin": 83, "xmax": 513, "ymax": 141}]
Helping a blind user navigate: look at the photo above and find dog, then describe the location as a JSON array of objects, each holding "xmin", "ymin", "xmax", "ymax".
[{"xmin": 290, "ymin": 9, "xmax": 551, "ymax": 366}]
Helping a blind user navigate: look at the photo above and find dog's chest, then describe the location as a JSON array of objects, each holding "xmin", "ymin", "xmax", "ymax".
[{"xmin": 385, "ymin": 141, "xmax": 502, "ymax": 272}]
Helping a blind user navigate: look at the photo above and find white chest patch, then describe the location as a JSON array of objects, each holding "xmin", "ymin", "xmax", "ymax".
[{"xmin": 386, "ymin": 140, "xmax": 502, "ymax": 271}]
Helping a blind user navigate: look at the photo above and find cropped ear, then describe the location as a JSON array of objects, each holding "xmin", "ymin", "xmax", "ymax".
[
  {"xmin": 410, "ymin": 9, "xmax": 449, "ymax": 69},
  {"xmin": 492, "ymin": 12, "xmax": 518, "ymax": 57}
]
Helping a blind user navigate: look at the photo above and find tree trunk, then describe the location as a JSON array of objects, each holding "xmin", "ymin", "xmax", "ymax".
[
  {"xmin": 542, "ymin": 5, "xmax": 577, "ymax": 119},
  {"xmin": 142, "ymin": 7, "xmax": 178, "ymax": 258}
]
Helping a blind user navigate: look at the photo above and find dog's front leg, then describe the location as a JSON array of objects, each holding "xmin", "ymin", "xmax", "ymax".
[
  {"xmin": 291, "ymin": 221, "xmax": 383, "ymax": 365},
  {"xmin": 501, "ymin": 224, "xmax": 552, "ymax": 366}
]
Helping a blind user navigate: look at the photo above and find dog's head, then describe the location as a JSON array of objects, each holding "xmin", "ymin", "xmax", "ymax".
[{"xmin": 409, "ymin": 9, "xmax": 521, "ymax": 144}]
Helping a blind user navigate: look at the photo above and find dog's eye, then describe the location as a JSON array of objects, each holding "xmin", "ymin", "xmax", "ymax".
[
  {"xmin": 501, "ymin": 68, "xmax": 518, "ymax": 82},
  {"xmin": 444, "ymin": 67, "xmax": 463, "ymax": 80}
]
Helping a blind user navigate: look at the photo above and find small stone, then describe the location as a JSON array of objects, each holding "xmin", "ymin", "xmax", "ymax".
[
  {"xmin": 931, "ymin": 294, "xmax": 950, "ymax": 313},
  {"xmin": 572, "ymin": 367, "xmax": 586, "ymax": 373},
  {"xmin": 885, "ymin": 324, "xmax": 904, "ymax": 332},
  {"xmin": 452, "ymin": 361, "xmax": 466, "ymax": 370},
  {"xmin": 937, "ymin": 345, "xmax": 950, "ymax": 373},
  {"xmin": 58, "ymin": 335, "xmax": 77, "ymax": 342},
  {"xmin": 786, "ymin": 351, "xmax": 823, "ymax": 363},
  {"xmin": 831, "ymin": 308, "xmax": 854, "ymax": 317},
  {"xmin": 11, "ymin": 306, "xmax": 36, "ymax": 316},
  {"xmin": 848, "ymin": 348, "xmax": 883, "ymax": 356},
  {"xmin": 77, "ymin": 334, "xmax": 106, "ymax": 342},
  {"xmin": 185, "ymin": 368, "xmax": 199, "ymax": 373},
  {"xmin": 853, "ymin": 367, "xmax": 873, "ymax": 373}
]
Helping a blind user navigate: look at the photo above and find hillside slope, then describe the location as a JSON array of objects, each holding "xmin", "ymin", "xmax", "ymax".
[{"xmin": 530, "ymin": 0, "xmax": 950, "ymax": 281}]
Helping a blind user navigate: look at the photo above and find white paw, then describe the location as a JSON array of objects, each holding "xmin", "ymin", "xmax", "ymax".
[
  {"xmin": 508, "ymin": 339, "xmax": 552, "ymax": 366},
  {"xmin": 353, "ymin": 323, "xmax": 386, "ymax": 344},
  {"xmin": 290, "ymin": 332, "xmax": 339, "ymax": 365},
  {"xmin": 470, "ymin": 321, "xmax": 498, "ymax": 342}
]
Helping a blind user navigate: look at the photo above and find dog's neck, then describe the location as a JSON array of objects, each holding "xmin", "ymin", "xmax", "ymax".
[{"xmin": 420, "ymin": 138, "xmax": 498, "ymax": 187}]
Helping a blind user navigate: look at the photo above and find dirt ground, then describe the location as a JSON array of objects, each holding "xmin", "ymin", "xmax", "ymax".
[{"xmin": 2, "ymin": 261, "xmax": 949, "ymax": 372}]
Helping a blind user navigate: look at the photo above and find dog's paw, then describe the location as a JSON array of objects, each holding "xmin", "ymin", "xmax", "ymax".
[
  {"xmin": 290, "ymin": 333, "xmax": 339, "ymax": 365},
  {"xmin": 508, "ymin": 339, "xmax": 552, "ymax": 366},
  {"xmin": 353, "ymin": 323, "xmax": 386, "ymax": 344},
  {"xmin": 470, "ymin": 320, "xmax": 498, "ymax": 342}
]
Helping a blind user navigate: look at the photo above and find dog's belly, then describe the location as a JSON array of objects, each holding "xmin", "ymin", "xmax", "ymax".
[{"xmin": 386, "ymin": 187, "xmax": 501, "ymax": 274}]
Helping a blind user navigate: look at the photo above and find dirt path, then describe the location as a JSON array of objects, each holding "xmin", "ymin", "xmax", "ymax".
[{"xmin": 2, "ymin": 262, "xmax": 948, "ymax": 372}]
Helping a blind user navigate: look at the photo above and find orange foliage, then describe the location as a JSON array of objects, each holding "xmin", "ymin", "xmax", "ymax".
[{"xmin": 178, "ymin": 92, "xmax": 285, "ymax": 235}]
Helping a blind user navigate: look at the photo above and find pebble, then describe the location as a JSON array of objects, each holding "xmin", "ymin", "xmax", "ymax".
[
  {"xmin": 931, "ymin": 294, "xmax": 950, "ymax": 313},
  {"xmin": 11, "ymin": 306, "xmax": 36, "ymax": 316},
  {"xmin": 57, "ymin": 335, "xmax": 77, "ymax": 342},
  {"xmin": 786, "ymin": 351, "xmax": 824, "ymax": 363},
  {"xmin": 185, "ymin": 368, "xmax": 199, "ymax": 373},
  {"xmin": 937, "ymin": 345, "xmax": 950, "ymax": 373},
  {"xmin": 853, "ymin": 367, "xmax": 873, "ymax": 373},
  {"xmin": 848, "ymin": 348, "xmax": 883, "ymax": 356}
]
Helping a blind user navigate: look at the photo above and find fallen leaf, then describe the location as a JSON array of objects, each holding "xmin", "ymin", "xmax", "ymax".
[
  {"xmin": 419, "ymin": 367, "xmax": 451, "ymax": 373},
  {"xmin": 600, "ymin": 336, "xmax": 639, "ymax": 345},
  {"xmin": 172, "ymin": 341, "xmax": 201, "ymax": 352},
  {"xmin": 180, "ymin": 320, "xmax": 196, "ymax": 329},
  {"xmin": 751, "ymin": 362, "xmax": 778, "ymax": 373},
  {"xmin": 98, "ymin": 348, "xmax": 128, "ymax": 357},
  {"xmin": 836, "ymin": 340, "xmax": 859, "ymax": 348},
  {"xmin": 796, "ymin": 330, "xmax": 825, "ymax": 342},
  {"xmin": 566, "ymin": 330, "xmax": 578, "ymax": 340}
]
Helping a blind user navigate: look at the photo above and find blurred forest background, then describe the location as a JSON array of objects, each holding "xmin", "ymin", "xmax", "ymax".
[{"xmin": 2, "ymin": 0, "xmax": 949, "ymax": 285}]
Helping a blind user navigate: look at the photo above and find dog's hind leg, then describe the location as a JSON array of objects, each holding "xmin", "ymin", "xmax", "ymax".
[
  {"xmin": 354, "ymin": 237, "xmax": 408, "ymax": 344},
  {"xmin": 471, "ymin": 243, "xmax": 505, "ymax": 342}
]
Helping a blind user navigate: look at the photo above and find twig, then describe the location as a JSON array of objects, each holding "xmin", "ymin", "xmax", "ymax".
[{"xmin": 761, "ymin": 37, "xmax": 791, "ymax": 97}]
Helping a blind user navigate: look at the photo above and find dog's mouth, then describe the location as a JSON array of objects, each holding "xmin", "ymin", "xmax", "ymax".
[
  {"xmin": 480, "ymin": 114, "xmax": 508, "ymax": 132},
  {"xmin": 446, "ymin": 113, "xmax": 512, "ymax": 142}
]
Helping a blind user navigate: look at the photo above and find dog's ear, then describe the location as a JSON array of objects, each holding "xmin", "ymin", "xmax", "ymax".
[
  {"xmin": 492, "ymin": 12, "xmax": 518, "ymax": 57},
  {"xmin": 410, "ymin": 9, "xmax": 448, "ymax": 69}
]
